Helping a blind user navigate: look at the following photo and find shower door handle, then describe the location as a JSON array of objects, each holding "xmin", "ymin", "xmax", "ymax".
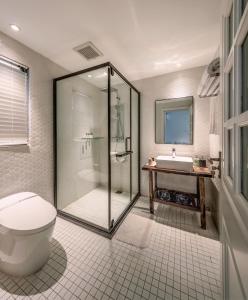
[
  {"xmin": 125, "ymin": 137, "xmax": 131, "ymax": 153},
  {"xmin": 115, "ymin": 151, "xmax": 132, "ymax": 158}
]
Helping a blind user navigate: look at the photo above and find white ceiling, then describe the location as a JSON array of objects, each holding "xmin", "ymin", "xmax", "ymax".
[{"xmin": 0, "ymin": 0, "xmax": 221, "ymax": 81}]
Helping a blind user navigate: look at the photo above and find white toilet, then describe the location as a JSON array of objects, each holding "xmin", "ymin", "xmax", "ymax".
[{"xmin": 0, "ymin": 192, "xmax": 57, "ymax": 276}]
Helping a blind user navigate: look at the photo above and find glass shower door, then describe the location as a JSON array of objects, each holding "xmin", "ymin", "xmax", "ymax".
[
  {"xmin": 56, "ymin": 66, "xmax": 109, "ymax": 230},
  {"xmin": 110, "ymin": 70, "xmax": 131, "ymax": 225},
  {"xmin": 55, "ymin": 62, "xmax": 140, "ymax": 234},
  {"xmin": 131, "ymin": 89, "xmax": 139, "ymax": 199}
]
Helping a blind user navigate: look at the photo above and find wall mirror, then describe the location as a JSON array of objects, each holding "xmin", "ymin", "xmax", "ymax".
[{"xmin": 155, "ymin": 96, "xmax": 193, "ymax": 144}]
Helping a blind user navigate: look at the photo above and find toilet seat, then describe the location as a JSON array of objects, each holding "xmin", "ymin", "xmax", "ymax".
[{"xmin": 0, "ymin": 192, "xmax": 57, "ymax": 235}]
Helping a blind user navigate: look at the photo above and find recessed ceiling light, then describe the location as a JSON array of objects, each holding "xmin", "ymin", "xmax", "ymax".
[
  {"xmin": 10, "ymin": 24, "xmax": 20, "ymax": 32},
  {"xmin": 87, "ymin": 74, "xmax": 92, "ymax": 78},
  {"xmin": 104, "ymin": 72, "xmax": 107, "ymax": 76},
  {"xmin": 176, "ymin": 63, "xmax": 182, "ymax": 67}
]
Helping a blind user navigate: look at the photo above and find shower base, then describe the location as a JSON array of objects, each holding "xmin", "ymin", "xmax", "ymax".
[{"xmin": 62, "ymin": 187, "xmax": 134, "ymax": 229}]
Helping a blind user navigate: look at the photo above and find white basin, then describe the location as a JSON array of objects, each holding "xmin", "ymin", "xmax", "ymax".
[{"xmin": 156, "ymin": 155, "xmax": 193, "ymax": 172}]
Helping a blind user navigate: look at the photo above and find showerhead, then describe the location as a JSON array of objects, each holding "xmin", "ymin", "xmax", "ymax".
[{"xmin": 101, "ymin": 87, "xmax": 120, "ymax": 101}]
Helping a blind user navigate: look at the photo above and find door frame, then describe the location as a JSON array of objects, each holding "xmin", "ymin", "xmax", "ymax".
[{"xmin": 221, "ymin": 0, "xmax": 248, "ymax": 298}]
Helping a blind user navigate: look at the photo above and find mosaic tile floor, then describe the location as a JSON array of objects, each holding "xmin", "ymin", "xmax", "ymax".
[{"xmin": 0, "ymin": 197, "xmax": 222, "ymax": 300}]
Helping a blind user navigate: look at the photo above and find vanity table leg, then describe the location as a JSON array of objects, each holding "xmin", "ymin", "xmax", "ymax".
[
  {"xmin": 155, "ymin": 172, "xmax": 157, "ymax": 190},
  {"xmin": 199, "ymin": 176, "xmax": 206, "ymax": 229},
  {"xmin": 149, "ymin": 171, "xmax": 154, "ymax": 214},
  {"xmin": 196, "ymin": 176, "xmax": 200, "ymax": 207}
]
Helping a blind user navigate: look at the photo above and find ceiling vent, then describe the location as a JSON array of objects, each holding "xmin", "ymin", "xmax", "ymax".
[{"xmin": 74, "ymin": 42, "xmax": 103, "ymax": 60}]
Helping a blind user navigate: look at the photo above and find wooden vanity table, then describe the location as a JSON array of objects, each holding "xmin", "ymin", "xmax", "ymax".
[{"xmin": 142, "ymin": 164, "xmax": 213, "ymax": 229}]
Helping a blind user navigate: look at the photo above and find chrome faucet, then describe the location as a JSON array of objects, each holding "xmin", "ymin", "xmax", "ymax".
[{"xmin": 172, "ymin": 148, "xmax": 176, "ymax": 158}]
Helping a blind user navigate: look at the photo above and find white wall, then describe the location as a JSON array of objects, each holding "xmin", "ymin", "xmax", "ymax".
[
  {"xmin": 0, "ymin": 31, "xmax": 66, "ymax": 203},
  {"xmin": 0, "ymin": 31, "xmax": 214, "ymax": 209},
  {"xmin": 134, "ymin": 66, "xmax": 211, "ymax": 196}
]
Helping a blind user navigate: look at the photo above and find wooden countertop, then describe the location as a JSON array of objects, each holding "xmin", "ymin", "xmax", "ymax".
[{"xmin": 142, "ymin": 163, "xmax": 213, "ymax": 177}]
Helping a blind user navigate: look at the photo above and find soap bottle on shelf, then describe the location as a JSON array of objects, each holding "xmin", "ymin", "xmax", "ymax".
[
  {"xmin": 148, "ymin": 156, "xmax": 156, "ymax": 166},
  {"xmin": 193, "ymin": 156, "xmax": 199, "ymax": 167},
  {"xmin": 199, "ymin": 156, "xmax": 207, "ymax": 168}
]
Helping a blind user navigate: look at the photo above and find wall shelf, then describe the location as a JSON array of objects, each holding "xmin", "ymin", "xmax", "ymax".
[{"xmin": 73, "ymin": 137, "xmax": 105, "ymax": 142}]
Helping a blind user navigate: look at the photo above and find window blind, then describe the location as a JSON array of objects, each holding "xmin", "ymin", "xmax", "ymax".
[{"xmin": 0, "ymin": 56, "xmax": 29, "ymax": 146}]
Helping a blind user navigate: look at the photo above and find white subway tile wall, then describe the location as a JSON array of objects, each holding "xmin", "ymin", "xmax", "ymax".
[{"xmin": 0, "ymin": 31, "xmax": 66, "ymax": 203}]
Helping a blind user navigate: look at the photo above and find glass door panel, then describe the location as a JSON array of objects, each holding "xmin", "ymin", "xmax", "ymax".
[
  {"xmin": 241, "ymin": 126, "xmax": 248, "ymax": 200},
  {"xmin": 131, "ymin": 89, "xmax": 139, "ymax": 199},
  {"xmin": 56, "ymin": 67, "xmax": 109, "ymax": 230},
  {"xmin": 110, "ymin": 70, "xmax": 131, "ymax": 225}
]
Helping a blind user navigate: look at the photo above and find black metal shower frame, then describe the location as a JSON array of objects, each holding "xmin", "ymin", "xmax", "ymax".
[{"xmin": 53, "ymin": 62, "xmax": 141, "ymax": 237}]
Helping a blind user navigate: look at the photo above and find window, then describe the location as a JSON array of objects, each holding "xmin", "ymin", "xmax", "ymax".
[
  {"xmin": 242, "ymin": 33, "xmax": 248, "ymax": 113},
  {"xmin": 228, "ymin": 129, "xmax": 234, "ymax": 179},
  {"xmin": 228, "ymin": 68, "xmax": 234, "ymax": 118},
  {"xmin": 241, "ymin": 126, "xmax": 248, "ymax": 200},
  {"xmin": 0, "ymin": 56, "xmax": 29, "ymax": 146},
  {"xmin": 164, "ymin": 109, "xmax": 191, "ymax": 144},
  {"xmin": 223, "ymin": 1, "xmax": 248, "ymax": 204}
]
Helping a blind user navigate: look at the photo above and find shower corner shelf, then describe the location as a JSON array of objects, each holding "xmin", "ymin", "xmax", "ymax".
[{"xmin": 73, "ymin": 137, "xmax": 105, "ymax": 142}]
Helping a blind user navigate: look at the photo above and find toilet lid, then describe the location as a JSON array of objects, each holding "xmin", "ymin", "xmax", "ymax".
[{"xmin": 0, "ymin": 193, "xmax": 57, "ymax": 234}]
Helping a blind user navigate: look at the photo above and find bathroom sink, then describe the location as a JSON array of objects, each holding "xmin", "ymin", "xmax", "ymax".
[{"xmin": 156, "ymin": 155, "xmax": 193, "ymax": 172}]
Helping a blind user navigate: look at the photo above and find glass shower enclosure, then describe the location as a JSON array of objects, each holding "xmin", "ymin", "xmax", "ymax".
[{"xmin": 54, "ymin": 62, "xmax": 140, "ymax": 234}]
